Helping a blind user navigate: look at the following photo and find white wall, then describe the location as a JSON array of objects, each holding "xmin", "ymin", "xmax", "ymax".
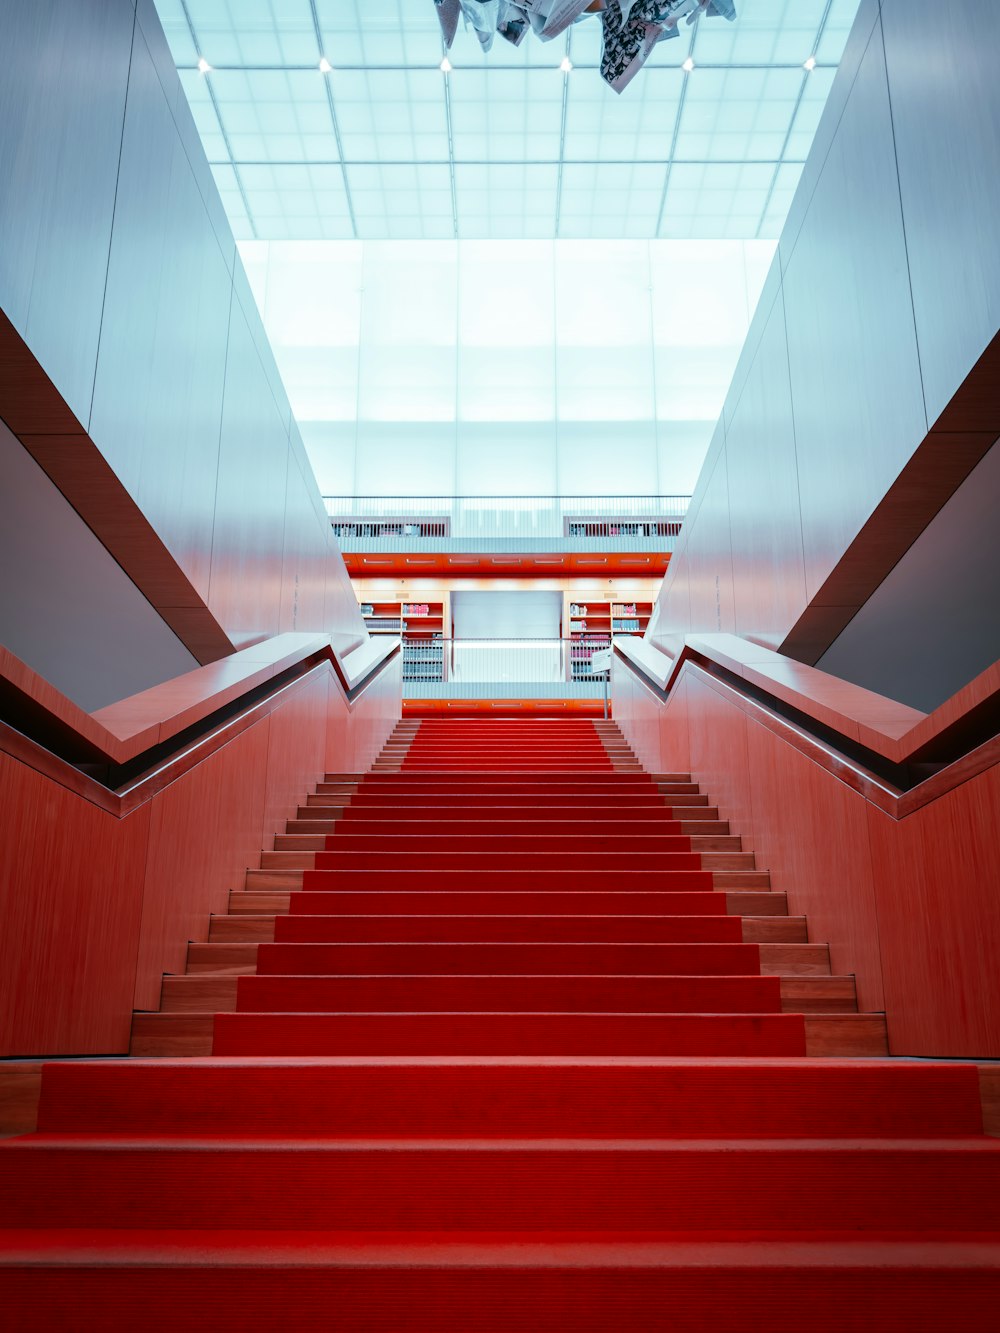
[
  {"xmin": 240, "ymin": 238, "xmax": 774, "ymax": 500},
  {"xmin": 0, "ymin": 421, "xmax": 199, "ymax": 712}
]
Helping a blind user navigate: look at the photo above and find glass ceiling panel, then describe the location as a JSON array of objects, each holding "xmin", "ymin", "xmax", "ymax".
[{"xmin": 157, "ymin": 0, "xmax": 863, "ymax": 241}]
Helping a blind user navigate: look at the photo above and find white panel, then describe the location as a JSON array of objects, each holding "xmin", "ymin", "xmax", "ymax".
[
  {"xmin": 300, "ymin": 421, "xmax": 357, "ymax": 496},
  {"xmin": 452, "ymin": 590, "xmax": 562, "ymax": 639},
  {"xmin": 455, "ymin": 423, "xmax": 558, "ymax": 494},
  {"xmin": 557, "ymin": 422, "xmax": 658, "ymax": 494},
  {"xmin": 656, "ymin": 419, "xmax": 716, "ymax": 495},
  {"xmin": 353, "ymin": 422, "xmax": 456, "ymax": 495},
  {"xmin": 236, "ymin": 238, "xmax": 779, "ymax": 500}
]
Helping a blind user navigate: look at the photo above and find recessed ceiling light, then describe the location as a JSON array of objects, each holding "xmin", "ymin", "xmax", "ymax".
[
  {"xmin": 682, "ymin": 57, "xmax": 694, "ymax": 72},
  {"xmin": 440, "ymin": 56, "xmax": 452, "ymax": 73},
  {"xmin": 621, "ymin": 558, "xmax": 650, "ymax": 565},
  {"xmin": 319, "ymin": 56, "xmax": 332, "ymax": 73},
  {"xmin": 491, "ymin": 557, "xmax": 522, "ymax": 564},
  {"xmin": 803, "ymin": 55, "xmax": 817, "ymax": 71},
  {"xmin": 197, "ymin": 56, "xmax": 212, "ymax": 74},
  {"xmin": 560, "ymin": 56, "xmax": 573, "ymax": 73}
]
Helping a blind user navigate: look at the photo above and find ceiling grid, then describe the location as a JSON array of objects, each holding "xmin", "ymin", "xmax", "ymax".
[{"xmin": 156, "ymin": 0, "xmax": 862, "ymax": 242}]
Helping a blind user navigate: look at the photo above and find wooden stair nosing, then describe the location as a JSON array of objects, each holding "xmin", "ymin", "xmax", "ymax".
[
  {"xmin": 157, "ymin": 972, "xmax": 856, "ymax": 1015},
  {"xmin": 128, "ymin": 1010, "xmax": 888, "ymax": 1059},
  {"xmin": 256, "ymin": 852, "xmax": 761, "ymax": 872}
]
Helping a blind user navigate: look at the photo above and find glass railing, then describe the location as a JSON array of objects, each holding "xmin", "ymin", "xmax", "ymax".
[
  {"xmin": 324, "ymin": 495, "xmax": 689, "ymax": 547},
  {"xmin": 393, "ymin": 636, "xmax": 632, "ymax": 703}
]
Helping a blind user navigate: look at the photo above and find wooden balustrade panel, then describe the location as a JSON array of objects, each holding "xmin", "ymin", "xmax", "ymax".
[
  {"xmin": 134, "ymin": 721, "xmax": 271, "ymax": 1011},
  {"xmin": 0, "ymin": 752, "xmax": 150, "ymax": 1056},
  {"xmin": 613, "ymin": 656, "xmax": 999, "ymax": 1056}
]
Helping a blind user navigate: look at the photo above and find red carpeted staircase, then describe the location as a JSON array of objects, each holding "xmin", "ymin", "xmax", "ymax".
[{"xmin": 2, "ymin": 717, "xmax": 999, "ymax": 1327}]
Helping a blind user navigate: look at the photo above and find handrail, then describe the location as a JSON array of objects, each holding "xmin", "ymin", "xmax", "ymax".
[
  {"xmin": 614, "ymin": 634, "xmax": 1000, "ymax": 816},
  {"xmin": 0, "ymin": 632, "xmax": 400, "ymax": 770}
]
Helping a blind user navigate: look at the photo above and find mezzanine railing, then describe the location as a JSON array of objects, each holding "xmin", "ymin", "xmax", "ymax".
[{"xmin": 324, "ymin": 495, "xmax": 689, "ymax": 549}]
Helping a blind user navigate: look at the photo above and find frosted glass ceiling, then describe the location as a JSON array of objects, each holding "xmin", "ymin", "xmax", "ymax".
[
  {"xmin": 155, "ymin": 0, "xmax": 861, "ymax": 241},
  {"xmin": 239, "ymin": 238, "xmax": 774, "ymax": 497}
]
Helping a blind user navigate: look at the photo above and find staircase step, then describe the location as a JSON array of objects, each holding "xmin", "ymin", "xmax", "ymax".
[
  {"xmin": 129, "ymin": 1012, "xmax": 886, "ymax": 1060},
  {"xmin": 258, "ymin": 850, "xmax": 758, "ymax": 873},
  {"xmin": 286, "ymin": 890, "xmax": 732, "ymax": 916},
  {"xmin": 274, "ymin": 833, "xmax": 744, "ymax": 853},
  {"xmin": 210, "ymin": 915, "xmax": 276, "ymax": 941},
  {"xmin": 211, "ymin": 1011, "xmax": 808, "ymax": 1057},
  {"xmin": 6, "ymin": 1232, "xmax": 998, "ymax": 1330},
  {"xmin": 185, "ymin": 942, "xmax": 257, "ymax": 974},
  {"xmin": 8, "ymin": 1228, "xmax": 998, "ymax": 1333},
  {"xmin": 38, "ymin": 1057, "xmax": 983, "ymax": 1137},
  {"xmin": 214, "ymin": 910, "xmax": 804, "ymax": 946},
  {"xmin": 158, "ymin": 973, "xmax": 853, "ymax": 1017},
  {"xmin": 245, "ymin": 868, "xmax": 771, "ymax": 892},
  {"xmin": 7, "ymin": 1136, "xmax": 1000, "ymax": 1232},
  {"xmin": 282, "ymin": 818, "xmax": 732, "ymax": 836},
  {"xmin": 254, "ymin": 940, "xmax": 767, "ymax": 977},
  {"xmin": 272, "ymin": 913, "xmax": 746, "ymax": 945}
]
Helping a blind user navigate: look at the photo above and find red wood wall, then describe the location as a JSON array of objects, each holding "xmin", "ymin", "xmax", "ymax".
[
  {"xmin": 613, "ymin": 655, "xmax": 1000, "ymax": 1058},
  {"xmin": 0, "ymin": 657, "xmax": 400, "ymax": 1056}
]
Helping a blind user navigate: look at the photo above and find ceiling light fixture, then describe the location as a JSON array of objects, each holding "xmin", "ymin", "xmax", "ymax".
[
  {"xmin": 319, "ymin": 56, "xmax": 332, "ymax": 73},
  {"xmin": 560, "ymin": 56, "xmax": 573, "ymax": 73},
  {"xmin": 197, "ymin": 56, "xmax": 212, "ymax": 74},
  {"xmin": 682, "ymin": 56, "xmax": 694, "ymax": 72},
  {"xmin": 803, "ymin": 55, "xmax": 816, "ymax": 71},
  {"xmin": 440, "ymin": 56, "xmax": 452, "ymax": 73}
]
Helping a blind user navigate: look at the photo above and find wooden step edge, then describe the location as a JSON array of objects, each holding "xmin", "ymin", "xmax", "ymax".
[
  {"xmin": 186, "ymin": 941, "xmax": 259, "ymax": 974},
  {"xmin": 284, "ymin": 819, "xmax": 732, "ymax": 836},
  {"xmin": 158, "ymin": 972, "xmax": 853, "ymax": 1016},
  {"xmin": 246, "ymin": 868, "xmax": 772, "ymax": 892},
  {"xmin": 804, "ymin": 1014, "xmax": 888, "ymax": 1057},
  {"xmin": 14, "ymin": 1050, "xmax": 995, "ymax": 1136},
  {"xmin": 781, "ymin": 976, "xmax": 857, "ymax": 1013},
  {"xmin": 742, "ymin": 917, "xmax": 808, "ymax": 943},
  {"xmin": 257, "ymin": 850, "xmax": 759, "ymax": 872},
  {"xmin": 977, "ymin": 1064, "xmax": 1000, "ymax": 1136},
  {"xmin": 759, "ymin": 943, "xmax": 831, "ymax": 976},
  {"xmin": 130, "ymin": 1012, "xmax": 214, "ymax": 1057},
  {"xmin": 130, "ymin": 1011, "xmax": 887, "ymax": 1061},
  {"xmin": 229, "ymin": 891, "xmax": 291, "ymax": 915},
  {"xmin": 725, "ymin": 891, "xmax": 787, "ymax": 917},
  {"xmin": 160, "ymin": 975, "xmax": 239, "ymax": 1013},
  {"xmin": 210, "ymin": 915, "xmax": 277, "ymax": 942},
  {"xmin": 0, "ymin": 1062, "xmax": 43, "ymax": 1138},
  {"xmin": 272, "ymin": 834, "xmax": 746, "ymax": 854},
  {"xmin": 232, "ymin": 890, "xmax": 781, "ymax": 918},
  {"xmin": 214, "ymin": 914, "xmax": 802, "ymax": 946}
]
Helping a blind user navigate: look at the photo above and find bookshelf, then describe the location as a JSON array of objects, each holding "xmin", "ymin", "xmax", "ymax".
[
  {"xmin": 358, "ymin": 597, "xmax": 447, "ymax": 683},
  {"xmin": 564, "ymin": 594, "xmax": 652, "ymax": 682}
]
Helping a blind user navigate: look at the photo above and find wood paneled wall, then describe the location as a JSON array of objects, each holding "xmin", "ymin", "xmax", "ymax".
[
  {"xmin": 0, "ymin": 657, "xmax": 401, "ymax": 1056},
  {"xmin": 0, "ymin": 0, "xmax": 365, "ymax": 685},
  {"xmin": 612, "ymin": 654, "xmax": 1000, "ymax": 1057},
  {"xmin": 648, "ymin": 0, "xmax": 1000, "ymax": 696}
]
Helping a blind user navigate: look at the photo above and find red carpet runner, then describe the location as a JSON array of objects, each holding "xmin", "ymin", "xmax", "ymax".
[{"xmin": 2, "ymin": 718, "xmax": 999, "ymax": 1326}]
